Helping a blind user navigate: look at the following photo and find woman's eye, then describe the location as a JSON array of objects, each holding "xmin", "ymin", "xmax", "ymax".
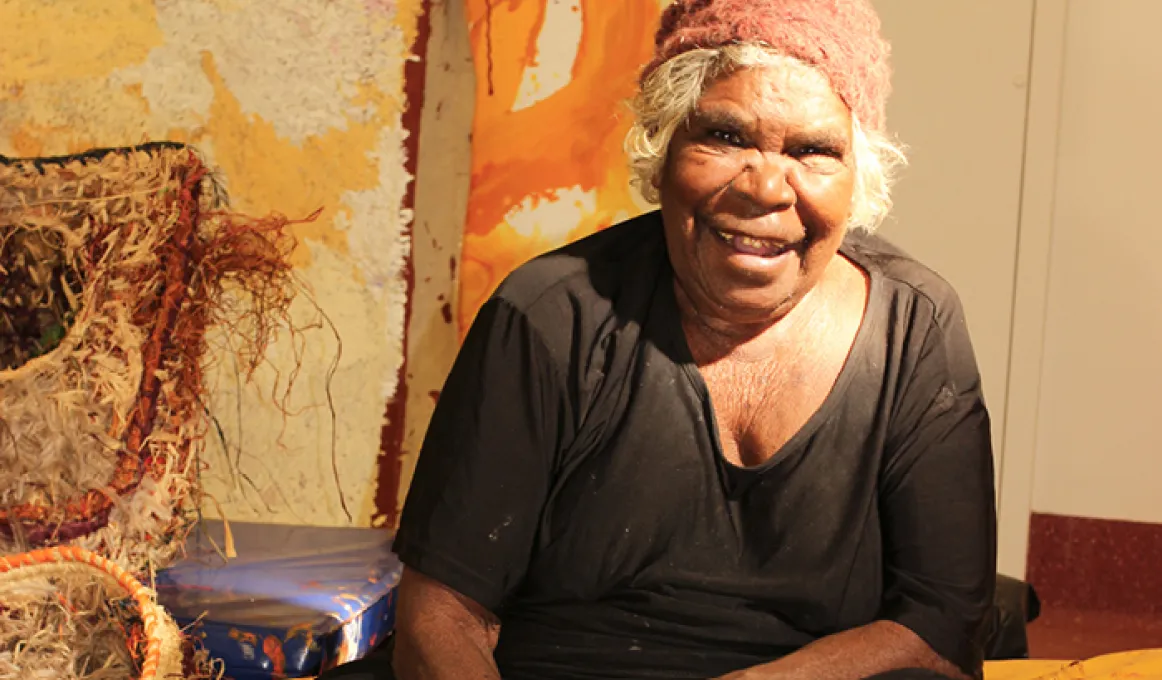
[
  {"xmin": 708, "ymin": 129, "xmax": 745, "ymax": 147},
  {"xmin": 793, "ymin": 145, "xmax": 844, "ymax": 160}
]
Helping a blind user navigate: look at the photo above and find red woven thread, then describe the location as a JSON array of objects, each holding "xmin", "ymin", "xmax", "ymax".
[
  {"xmin": 0, "ymin": 148, "xmax": 308, "ymax": 548},
  {"xmin": 126, "ymin": 160, "xmax": 207, "ymax": 465}
]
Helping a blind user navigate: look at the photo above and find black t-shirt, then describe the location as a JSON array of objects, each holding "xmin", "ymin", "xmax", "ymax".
[{"xmin": 394, "ymin": 211, "xmax": 997, "ymax": 680}]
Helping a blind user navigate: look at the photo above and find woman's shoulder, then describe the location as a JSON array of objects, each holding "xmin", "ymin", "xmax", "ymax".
[
  {"xmin": 491, "ymin": 211, "xmax": 669, "ymax": 323},
  {"xmin": 842, "ymin": 229, "xmax": 967, "ymax": 328},
  {"xmin": 844, "ymin": 230, "xmax": 982, "ymax": 394}
]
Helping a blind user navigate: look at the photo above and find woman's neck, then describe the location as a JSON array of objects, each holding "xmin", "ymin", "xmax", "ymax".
[{"xmin": 675, "ymin": 255, "xmax": 865, "ymax": 365}]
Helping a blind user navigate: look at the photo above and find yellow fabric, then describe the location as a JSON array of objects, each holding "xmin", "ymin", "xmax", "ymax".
[
  {"xmin": 984, "ymin": 649, "xmax": 1162, "ymax": 680},
  {"xmin": 985, "ymin": 660, "xmax": 1072, "ymax": 679}
]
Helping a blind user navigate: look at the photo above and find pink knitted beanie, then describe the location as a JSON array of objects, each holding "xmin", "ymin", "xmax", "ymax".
[{"xmin": 641, "ymin": 0, "xmax": 892, "ymax": 132}]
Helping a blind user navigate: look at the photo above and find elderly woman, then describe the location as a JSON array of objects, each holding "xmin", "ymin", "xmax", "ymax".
[{"xmin": 377, "ymin": 1, "xmax": 996, "ymax": 679}]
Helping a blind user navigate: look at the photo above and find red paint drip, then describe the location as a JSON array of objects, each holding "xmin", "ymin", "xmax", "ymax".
[
  {"xmin": 374, "ymin": 0, "xmax": 434, "ymax": 528},
  {"xmin": 484, "ymin": 0, "xmax": 496, "ymax": 95}
]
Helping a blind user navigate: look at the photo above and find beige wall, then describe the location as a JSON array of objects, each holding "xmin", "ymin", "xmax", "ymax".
[
  {"xmin": 864, "ymin": 0, "xmax": 1162, "ymax": 570},
  {"xmin": 872, "ymin": 0, "xmax": 1035, "ymax": 473},
  {"xmin": 1031, "ymin": 0, "xmax": 1162, "ymax": 524}
]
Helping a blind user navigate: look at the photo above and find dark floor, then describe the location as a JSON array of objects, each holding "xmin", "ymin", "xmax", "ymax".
[{"xmin": 1028, "ymin": 607, "xmax": 1162, "ymax": 660}]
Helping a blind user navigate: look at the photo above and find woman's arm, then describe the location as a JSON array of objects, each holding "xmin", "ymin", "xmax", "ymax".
[
  {"xmin": 713, "ymin": 620, "xmax": 968, "ymax": 680},
  {"xmin": 390, "ymin": 295, "xmax": 573, "ymax": 678},
  {"xmin": 392, "ymin": 568, "xmax": 502, "ymax": 680}
]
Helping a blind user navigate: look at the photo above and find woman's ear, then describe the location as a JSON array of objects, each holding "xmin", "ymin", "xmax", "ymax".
[{"xmin": 652, "ymin": 152, "xmax": 669, "ymax": 191}]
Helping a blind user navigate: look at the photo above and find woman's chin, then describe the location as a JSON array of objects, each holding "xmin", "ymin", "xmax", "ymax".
[{"xmin": 707, "ymin": 289, "xmax": 798, "ymax": 326}]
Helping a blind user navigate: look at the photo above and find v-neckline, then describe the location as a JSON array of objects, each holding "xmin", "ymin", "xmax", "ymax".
[{"xmin": 657, "ymin": 237, "xmax": 884, "ymax": 490}]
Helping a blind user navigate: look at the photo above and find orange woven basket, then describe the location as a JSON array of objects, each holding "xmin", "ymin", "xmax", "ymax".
[{"xmin": 0, "ymin": 546, "xmax": 184, "ymax": 679}]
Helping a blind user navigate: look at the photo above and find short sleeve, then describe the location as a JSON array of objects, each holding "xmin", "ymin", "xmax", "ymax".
[
  {"xmin": 393, "ymin": 296, "xmax": 572, "ymax": 613},
  {"xmin": 879, "ymin": 293, "xmax": 997, "ymax": 678}
]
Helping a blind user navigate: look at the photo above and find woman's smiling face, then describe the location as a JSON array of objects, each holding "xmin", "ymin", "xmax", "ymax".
[{"xmin": 658, "ymin": 62, "xmax": 856, "ymax": 327}]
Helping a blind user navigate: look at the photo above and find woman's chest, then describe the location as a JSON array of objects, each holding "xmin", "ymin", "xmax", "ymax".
[
  {"xmin": 696, "ymin": 295, "xmax": 866, "ymax": 467},
  {"xmin": 700, "ymin": 349, "xmax": 848, "ymax": 467},
  {"xmin": 527, "ymin": 424, "xmax": 887, "ymax": 633},
  {"xmin": 528, "ymin": 363, "xmax": 888, "ymax": 612},
  {"xmin": 688, "ymin": 271, "xmax": 868, "ymax": 468}
]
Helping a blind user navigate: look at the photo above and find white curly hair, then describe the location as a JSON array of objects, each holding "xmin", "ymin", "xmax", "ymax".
[{"xmin": 625, "ymin": 43, "xmax": 907, "ymax": 232}]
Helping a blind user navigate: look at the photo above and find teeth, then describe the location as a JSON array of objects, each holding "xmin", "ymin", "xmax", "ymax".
[{"xmin": 715, "ymin": 229, "xmax": 778, "ymax": 250}]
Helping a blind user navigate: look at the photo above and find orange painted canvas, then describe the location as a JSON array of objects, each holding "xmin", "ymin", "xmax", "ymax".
[{"xmin": 458, "ymin": 0, "xmax": 664, "ymax": 334}]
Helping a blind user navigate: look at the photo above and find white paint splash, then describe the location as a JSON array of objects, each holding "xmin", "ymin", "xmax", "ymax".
[
  {"xmin": 112, "ymin": 46, "xmax": 215, "ymax": 133},
  {"xmin": 511, "ymin": 0, "xmax": 583, "ymax": 112},
  {"xmin": 333, "ymin": 124, "xmax": 414, "ymax": 401},
  {"xmin": 114, "ymin": 0, "xmax": 408, "ymax": 144},
  {"xmin": 504, "ymin": 186, "xmax": 596, "ymax": 242}
]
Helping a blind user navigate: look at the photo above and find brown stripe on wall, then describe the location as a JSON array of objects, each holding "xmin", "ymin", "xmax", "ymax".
[
  {"xmin": 1027, "ymin": 512, "xmax": 1162, "ymax": 615},
  {"xmin": 374, "ymin": 0, "xmax": 434, "ymax": 528}
]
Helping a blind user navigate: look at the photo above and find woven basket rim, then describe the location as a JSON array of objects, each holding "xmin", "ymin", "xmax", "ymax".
[
  {"xmin": 0, "ymin": 141, "xmax": 190, "ymax": 169},
  {"xmin": 0, "ymin": 547, "xmax": 183, "ymax": 680}
]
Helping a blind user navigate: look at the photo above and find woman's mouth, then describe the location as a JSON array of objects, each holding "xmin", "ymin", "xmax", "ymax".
[{"xmin": 711, "ymin": 228, "xmax": 794, "ymax": 258}]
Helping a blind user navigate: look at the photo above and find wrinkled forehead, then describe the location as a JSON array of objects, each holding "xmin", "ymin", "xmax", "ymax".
[{"xmin": 696, "ymin": 55, "xmax": 852, "ymax": 129}]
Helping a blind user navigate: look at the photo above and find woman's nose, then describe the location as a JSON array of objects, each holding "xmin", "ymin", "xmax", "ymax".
[{"xmin": 728, "ymin": 153, "xmax": 796, "ymax": 215}]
